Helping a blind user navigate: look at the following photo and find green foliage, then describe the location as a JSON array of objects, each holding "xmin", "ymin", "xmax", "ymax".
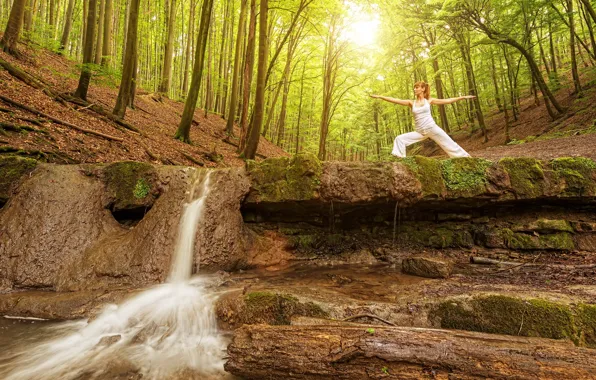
[
  {"xmin": 103, "ymin": 161, "xmax": 158, "ymax": 210},
  {"xmin": 133, "ymin": 178, "xmax": 150, "ymax": 199},
  {"xmin": 366, "ymin": 328, "xmax": 375, "ymax": 334},
  {"xmin": 499, "ymin": 158, "xmax": 545, "ymax": 198}
]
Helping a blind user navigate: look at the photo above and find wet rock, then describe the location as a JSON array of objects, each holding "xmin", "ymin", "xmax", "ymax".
[
  {"xmin": 102, "ymin": 161, "xmax": 160, "ymax": 213},
  {"xmin": 512, "ymin": 219, "xmax": 574, "ymax": 234},
  {"xmin": 503, "ymin": 230, "xmax": 575, "ymax": 251},
  {"xmin": 401, "ymin": 257, "xmax": 453, "ymax": 279},
  {"xmin": 98, "ymin": 334, "xmax": 121, "ymax": 346}
]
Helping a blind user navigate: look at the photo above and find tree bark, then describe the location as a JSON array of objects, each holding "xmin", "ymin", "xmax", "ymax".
[
  {"xmin": 226, "ymin": 325, "xmax": 596, "ymax": 380},
  {"xmin": 568, "ymin": 0, "xmax": 582, "ymax": 94},
  {"xmin": 1, "ymin": 0, "xmax": 27, "ymax": 55},
  {"xmin": 174, "ymin": 0, "xmax": 214, "ymax": 143},
  {"xmin": 238, "ymin": 0, "xmax": 256, "ymax": 151},
  {"xmin": 241, "ymin": 0, "xmax": 267, "ymax": 158},
  {"xmin": 182, "ymin": 0, "xmax": 196, "ymax": 95},
  {"xmin": 95, "ymin": 0, "xmax": 104, "ymax": 64},
  {"xmin": 74, "ymin": 0, "xmax": 98, "ymax": 100},
  {"xmin": 101, "ymin": 0, "xmax": 113, "ymax": 66},
  {"xmin": 158, "ymin": 0, "xmax": 176, "ymax": 94},
  {"xmin": 113, "ymin": 0, "xmax": 140, "ymax": 118},
  {"xmin": 59, "ymin": 0, "xmax": 75, "ymax": 51},
  {"xmin": 225, "ymin": 0, "xmax": 247, "ymax": 135}
]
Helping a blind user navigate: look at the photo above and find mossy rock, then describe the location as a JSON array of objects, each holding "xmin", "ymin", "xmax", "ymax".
[
  {"xmin": 502, "ymin": 229, "xmax": 575, "ymax": 251},
  {"xmin": 431, "ymin": 295, "xmax": 580, "ymax": 343},
  {"xmin": 398, "ymin": 156, "xmax": 445, "ymax": 198},
  {"xmin": 404, "ymin": 224, "xmax": 473, "ymax": 249},
  {"xmin": 512, "ymin": 219, "xmax": 574, "ymax": 234},
  {"xmin": 287, "ymin": 233, "xmax": 351, "ymax": 254},
  {"xmin": 218, "ymin": 291, "xmax": 328, "ymax": 327},
  {"xmin": 103, "ymin": 161, "xmax": 159, "ymax": 211},
  {"xmin": 577, "ymin": 304, "xmax": 596, "ymax": 347},
  {"xmin": 247, "ymin": 153, "xmax": 322, "ymax": 202},
  {"xmin": 499, "ymin": 157, "xmax": 545, "ymax": 198},
  {"xmin": 440, "ymin": 157, "xmax": 492, "ymax": 198},
  {"xmin": 550, "ymin": 157, "xmax": 596, "ymax": 196},
  {"xmin": 0, "ymin": 156, "xmax": 37, "ymax": 205}
]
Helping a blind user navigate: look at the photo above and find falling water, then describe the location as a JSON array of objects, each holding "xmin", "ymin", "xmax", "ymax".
[{"xmin": 1, "ymin": 170, "xmax": 229, "ymax": 380}]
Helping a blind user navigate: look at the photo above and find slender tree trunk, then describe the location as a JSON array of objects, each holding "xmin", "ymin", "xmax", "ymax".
[
  {"xmin": 74, "ymin": 0, "xmax": 97, "ymax": 100},
  {"xmin": 101, "ymin": 0, "xmax": 112, "ymax": 66},
  {"xmin": 238, "ymin": 0, "xmax": 256, "ymax": 151},
  {"xmin": 490, "ymin": 51, "xmax": 503, "ymax": 112},
  {"xmin": 59, "ymin": 0, "xmax": 75, "ymax": 51},
  {"xmin": 24, "ymin": 0, "xmax": 36, "ymax": 36},
  {"xmin": 182, "ymin": 0, "xmax": 196, "ymax": 95},
  {"xmin": 174, "ymin": 0, "xmax": 214, "ymax": 143},
  {"xmin": 94, "ymin": 0, "xmax": 104, "ymax": 64},
  {"xmin": 113, "ymin": 0, "xmax": 140, "ymax": 118},
  {"xmin": 580, "ymin": 0, "xmax": 596, "ymax": 24},
  {"xmin": 1, "ymin": 0, "xmax": 27, "ymax": 55},
  {"xmin": 225, "ymin": 0, "xmax": 247, "ymax": 135},
  {"xmin": 214, "ymin": 0, "xmax": 230, "ymax": 114},
  {"xmin": 295, "ymin": 59, "xmax": 306, "ymax": 154},
  {"xmin": 569, "ymin": 0, "xmax": 582, "ymax": 94},
  {"xmin": 242, "ymin": 0, "xmax": 268, "ymax": 159},
  {"xmin": 158, "ymin": 0, "xmax": 176, "ymax": 94}
]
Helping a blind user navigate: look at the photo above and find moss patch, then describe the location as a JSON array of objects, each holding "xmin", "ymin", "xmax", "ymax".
[
  {"xmin": 441, "ymin": 157, "xmax": 492, "ymax": 197},
  {"xmin": 247, "ymin": 153, "xmax": 322, "ymax": 202},
  {"xmin": 550, "ymin": 157, "xmax": 596, "ymax": 196},
  {"xmin": 502, "ymin": 229, "xmax": 575, "ymax": 250},
  {"xmin": 103, "ymin": 161, "xmax": 159, "ymax": 211},
  {"xmin": 398, "ymin": 156, "xmax": 445, "ymax": 198},
  {"xmin": 403, "ymin": 224, "xmax": 473, "ymax": 249},
  {"xmin": 577, "ymin": 304, "xmax": 596, "ymax": 348},
  {"xmin": 512, "ymin": 219, "xmax": 574, "ymax": 233},
  {"xmin": 431, "ymin": 295, "xmax": 578, "ymax": 342},
  {"xmin": 0, "ymin": 156, "xmax": 37, "ymax": 205},
  {"xmin": 499, "ymin": 157, "xmax": 545, "ymax": 198}
]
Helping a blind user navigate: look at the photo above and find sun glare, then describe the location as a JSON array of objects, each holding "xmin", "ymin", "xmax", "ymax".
[{"xmin": 342, "ymin": 2, "xmax": 380, "ymax": 47}]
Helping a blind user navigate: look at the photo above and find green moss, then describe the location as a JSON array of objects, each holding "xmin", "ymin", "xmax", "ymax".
[
  {"xmin": 550, "ymin": 157, "xmax": 596, "ymax": 196},
  {"xmin": 103, "ymin": 161, "xmax": 159, "ymax": 211},
  {"xmin": 577, "ymin": 304, "xmax": 596, "ymax": 348},
  {"xmin": 432, "ymin": 295, "xmax": 577, "ymax": 342},
  {"xmin": 441, "ymin": 157, "xmax": 492, "ymax": 197},
  {"xmin": 247, "ymin": 153, "xmax": 322, "ymax": 202},
  {"xmin": 499, "ymin": 157, "xmax": 545, "ymax": 198},
  {"xmin": 404, "ymin": 224, "xmax": 473, "ymax": 249},
  {"xmin": 503, "ymin": 229, "xmax": 575, "ymax": 250},
  {"xmin": 0, "ymin": 156, "xmax": 37, "ymax": 204},
  {"xmin": 512, "ymin": 219, "xmax": 574, "ymax": 233},
  {"xmin": 242, "ymin": 291, "xmax": 328, "ymax": 325},
  {"xmin": 398, "ymin": 156, "xmax": 445, "ymax": 198}
]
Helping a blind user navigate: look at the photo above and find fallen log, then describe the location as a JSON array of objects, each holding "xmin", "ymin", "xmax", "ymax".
[
  {"xmin": 225, "ymin": 325, "xmax": 596, "ymax": 379},
  {"xmin": 0, "ymin": 94, "xmax": 124, "ymax": 142}
]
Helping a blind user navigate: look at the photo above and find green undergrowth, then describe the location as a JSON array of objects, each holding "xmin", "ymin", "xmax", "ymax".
[{"xmin": 103, "ymin": 161, "xmax": 159, "ymax": 211}]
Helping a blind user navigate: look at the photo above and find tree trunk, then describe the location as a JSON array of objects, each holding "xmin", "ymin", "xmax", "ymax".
[
  {"xmin": 569, "ymin": 0, "xmax": 582, "ymax": 94},
  {"xmin": 101, "ymin": 0, "xmax": 112, "ymax": 66},
  {"xmin": 241, "ymin": 0, "xmax": 268, "ymax": 159},
  {"xmin": 225, "ymin": 0, "xmax": 247, "ymax": 135},
  {"xmin": 94, "ymin": 0, "xmax": 104, "ymax": 64},
  {"xmin": 1, "ymin": 0, "xmax": 27, "ymax": 55},
  {"xmin": 295, "ymin": 59, "xmax": 306, "ymax": 154},
  {"xmin": 74, "ymin": 0, "xmax": 97, "ymax": 100},
  {"xmin": 214, "ymin": 0, "xmax": 231, "ymax": 114},
  {"xmin": 59, "ymin": 0, "xmax": 75, "ymax": 51},
  {"xmin": 238, "ymin": 0, "xmax": 256, "ymax": 151},
  {"xmin": 23, "ymin": 0, "xmax": 36, "ymax": 36},
  {"xmin": 490, "ymin": 51, "xmax": 503, "ymax": 112},
  {"xmin": 113, "ymin": 0, "xmax": 140, "ymax": 118},
  {"xmin": 174, "ymin": 0, "xmax": 214, "ymax": 143},
  {"xmin": 158, "ymin": 0, "xmax": 176, "ymax": 94},
  {"xmin": 580, "ymin": 0, "xmax": 596, "ymax": 24},
  {"xmin": 318, "ymin": 16, "xmax": 339, "ymax": 161},
  {"xmin": 182, "ymin": 0, "xmax": 196, "ymax": 95},
  {"xmin": 226, "ymin": 325, "xmax": 596, "ymax": 380}
]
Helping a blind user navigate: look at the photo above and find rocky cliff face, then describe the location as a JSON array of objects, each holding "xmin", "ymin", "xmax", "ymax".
[{"xmin": 0, "ymin": 159, "xmax": 250, "ymax": 292}]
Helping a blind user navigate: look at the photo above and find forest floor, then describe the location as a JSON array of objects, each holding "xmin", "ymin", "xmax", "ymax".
[
  {"xmin": 419, "ymin": 65, "xmax": 596, "ymax": 160},
  {"xmin": 1, "ymin": 43, "xmax": 596, "ymax": 166},
  {"xmin": 0, "ymin": 43, "xmax": 287, "ymax": 167}
]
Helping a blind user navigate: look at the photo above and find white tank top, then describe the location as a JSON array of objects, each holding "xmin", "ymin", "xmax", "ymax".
[{"xmin": 412, "ymin": 98, "xmax": 437, "ymax": 131}]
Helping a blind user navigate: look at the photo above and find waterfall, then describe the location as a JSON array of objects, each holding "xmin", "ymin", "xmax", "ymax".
[{"xmin": 1, "ymin": 170, "xmax": 229, "ymax": 380}]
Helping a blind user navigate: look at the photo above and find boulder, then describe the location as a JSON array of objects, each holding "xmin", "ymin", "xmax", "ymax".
[{"xmin": 401, "ymin": 257, "xmax": 453, "ymax": 279}]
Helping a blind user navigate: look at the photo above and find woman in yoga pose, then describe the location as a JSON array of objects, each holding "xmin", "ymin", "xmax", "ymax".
[{"xmin": 371, "ymin": 81, "xmax": 474, "ymax": 158}]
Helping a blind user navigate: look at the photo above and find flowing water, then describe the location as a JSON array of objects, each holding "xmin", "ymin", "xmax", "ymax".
[{"xmin": 0, "ymin": 170, "xmax": 231, "ymax": 380}]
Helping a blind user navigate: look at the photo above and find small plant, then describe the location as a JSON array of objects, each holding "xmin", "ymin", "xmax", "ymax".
[
  {"xmin": 133, "ymin": 178, "xmax": 150, "ymax": 199},
  {"xmin": 366, "ymin": 328, "xmax": 375, "ymax": 334},
  {"xmin": 381, "ymin": 367, "xmax": 389, "ymax": 375}
]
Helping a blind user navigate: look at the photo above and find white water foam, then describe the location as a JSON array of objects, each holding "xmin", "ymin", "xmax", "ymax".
[{"xmin": 1, "ymin": 170, "xmax": 229, "ymax": 380}]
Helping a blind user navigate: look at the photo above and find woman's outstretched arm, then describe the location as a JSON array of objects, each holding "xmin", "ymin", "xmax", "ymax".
[
  {"xmin": 370, "ymin": 94, "xmax": 413, "ymax": 107},
  {"xmin": 430, "ymin": 95, "xmax": 476, "ymax": 105}
]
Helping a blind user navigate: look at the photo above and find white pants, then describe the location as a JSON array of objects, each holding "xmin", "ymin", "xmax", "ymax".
[{"xmin": 392, "ymin": 125, "xmax": 470, "ymax": 158}]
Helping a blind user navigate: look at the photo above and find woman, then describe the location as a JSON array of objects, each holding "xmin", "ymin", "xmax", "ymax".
[{"xmin": 371, "ymin": 81, "xmax": 474, "ymax": 158}]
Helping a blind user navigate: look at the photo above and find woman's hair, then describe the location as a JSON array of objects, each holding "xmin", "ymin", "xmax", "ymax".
[{"xmin": 414, "ymin": 81, "xmax": 431, "ymax": 100}]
